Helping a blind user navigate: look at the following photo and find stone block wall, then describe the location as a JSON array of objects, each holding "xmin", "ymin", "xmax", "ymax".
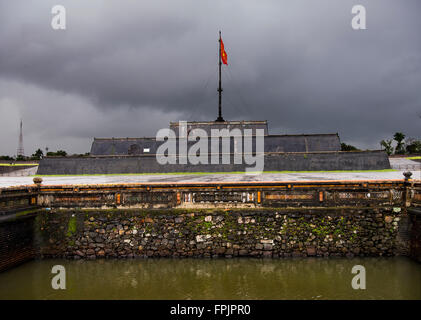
[
  {"xmin": 0, "ymin": 216, "xmax": 37, "ymax": 272},
  {"xmin": 36, "ymin": 208, "xmax": 403, "ymax": 259},
  {"xmin": 37, "ymin": 150, "xmax": 390, "ymax": 175},
  {"xmin": 409, "ymin": 209, "xmax": 421, "ymax": 263},
  {"xmin": 89, "ymin": 134, "xmax": 340, "ymax": 156}
]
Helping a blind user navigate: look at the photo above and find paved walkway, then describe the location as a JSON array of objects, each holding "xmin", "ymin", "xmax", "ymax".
[
  {"xmin": 0, "ymin": 157, "xmax": 419, "ymax": 188},
  {"xmin": 0, "ymin": 169, "xmax": 419, "ymax": 188},
  {"xmin": 389, "ymin": 157, "xmax": 421, "ymax": 170}
]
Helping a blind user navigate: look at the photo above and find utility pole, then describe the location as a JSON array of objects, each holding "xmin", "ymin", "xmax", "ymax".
[{"xmin": 17, "ymin": 119, "xmax": 24, "ymax": 158}]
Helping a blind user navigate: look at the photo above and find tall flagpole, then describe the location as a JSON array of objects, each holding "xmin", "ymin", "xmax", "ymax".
[{"xmin": 216, "ymin": 30, "xmax": 225, "ymax": 122}]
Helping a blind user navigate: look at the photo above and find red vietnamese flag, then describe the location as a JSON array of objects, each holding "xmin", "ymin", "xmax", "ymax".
[{"xmin": 220, "ymin": 38, "xmax": 228, "ymax": 65}]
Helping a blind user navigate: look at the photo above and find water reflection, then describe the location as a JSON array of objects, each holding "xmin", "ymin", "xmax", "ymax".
[{"xmin": 0, "ymin": 257, "xmax": 420, "ymax": 300}]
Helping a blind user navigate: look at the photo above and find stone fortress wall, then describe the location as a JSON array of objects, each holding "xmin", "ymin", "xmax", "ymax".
[
  {"xmin": 37, "ymin": 150, "xmax": 390, "ymax": 175},
  {"xmin": 36, "ymin": 120, "xmax": 391, "ymax": 175}
]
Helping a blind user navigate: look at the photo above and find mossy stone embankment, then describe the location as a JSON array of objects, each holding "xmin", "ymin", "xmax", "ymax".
[{"xmin": 35, "ymin": 207, "xmax": 402, "ymax": 259}]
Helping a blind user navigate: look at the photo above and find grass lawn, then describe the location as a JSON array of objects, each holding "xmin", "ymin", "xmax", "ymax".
[
  {"xmin": 31, "ymin": 169, "xmax": 397, "ymax": 177},
  {"xmin": 0, "ymin": 163, "xmax": 39, "ymax": 166}
]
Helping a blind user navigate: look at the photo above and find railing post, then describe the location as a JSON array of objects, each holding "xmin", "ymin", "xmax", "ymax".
[{"xmin": 403, "ymin": 171, "xmax": 413, "ymax": 213}]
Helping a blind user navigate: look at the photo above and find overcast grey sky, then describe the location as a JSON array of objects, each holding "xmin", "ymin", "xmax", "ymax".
[{"xmin": 0, "ymin": 0, "xmax": 420, "ymax": 156}]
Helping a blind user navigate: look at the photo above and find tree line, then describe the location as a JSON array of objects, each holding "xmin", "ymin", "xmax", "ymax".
[
  {"xmin": 380, "ymin": 132, "xmax": 421, "ymax": 156},
  {"xmin": 1, "ymin": 134, "xmax": 419, "ymax": 161},
  {"xmin": 328, "ymin": 132, "xmax": 420, "ymax": 156},
  {"xmin": 0, "ymin": 149, "xmax": 89, "ymax": 161}
]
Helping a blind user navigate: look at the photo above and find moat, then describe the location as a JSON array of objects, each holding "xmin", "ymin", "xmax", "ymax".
[
  {"xmin": 0, "ymin": 257, "xmax": 420, "ymax": 300},
  {"xmin": 1, "ymin": 179, "xmax": 420, "ymax": 299}
]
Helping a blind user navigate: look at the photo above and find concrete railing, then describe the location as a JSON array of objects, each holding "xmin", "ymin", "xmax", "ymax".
[{"xmin": 1, "ymin": 178, "xmax": 420, "ymax": 214}]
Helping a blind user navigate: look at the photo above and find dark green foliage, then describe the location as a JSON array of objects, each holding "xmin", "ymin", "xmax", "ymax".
[
  {"xmin": 393, "ymin": 132, "xmax": 406, "ymax": 154},
  {"xmin": 340, "ymin": 143, "xmax": 359, "ymax": 151},
  {"xmin": 380, "ymin": 139, "xmax": 394, "ymax": 156},
  {"xmin": 380, "ymin": 133, "xmax": 420, "ymax": 155},
  {"xmin": 31, "ymin": 148, "xmax": 44, "ymax": 160},
  {"xmin": 72, "ymin": 152, "xmax": 90, "ymax": 157},
  {"xmin": 406, "ymin": 140, "xmax": 421, "ymax": 154},
  {"xmin": 0, "ymin": 155, "xmax": 14, "ymax": 160},
  {"xmin": 47, "ymin": 150, "xmax": 67, "ymax": 157}
]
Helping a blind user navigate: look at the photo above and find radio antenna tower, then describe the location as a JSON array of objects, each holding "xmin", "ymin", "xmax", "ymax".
[{"xmin": 17, "ymin": 119, "xmax": 24, "ymax": 157}]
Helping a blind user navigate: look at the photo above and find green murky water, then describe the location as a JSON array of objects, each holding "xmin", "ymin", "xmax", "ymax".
[{"xmin": 0, "ymin": 257, "xmax": 420, "ymax": 299}]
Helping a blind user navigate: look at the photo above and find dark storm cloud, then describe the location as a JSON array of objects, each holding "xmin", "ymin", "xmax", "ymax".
[{"xmin": 0, "ymin": 0, "xmax": 420, "ymax": 155}]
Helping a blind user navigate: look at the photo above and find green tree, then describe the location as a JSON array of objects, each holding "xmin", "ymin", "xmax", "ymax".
[
  {"xmin": 393, "ymin": 132, "xmax": 406, "ymax": 154},
  {"xmin": 406, "ymin": 139, "xmax": 421, "ymax": 154},
  {"xmin": 340, "ymin": 143, "xmax": 359, "ymax": 151},
  {"xmin": 0, "ymin": 155, "xmax": 14, "ymax": 161},
  {"xmin": 16, "ymin": 155, "xmax": 26, "ymax": 161},
  {"xmin": 72, "ymin": 152, "xmax": 90, "ymax": 157},
  {"xmin": 31, "ymin": 148, "xmax": 44, "ymax": 160},
  {"xmin": 47, "ymin": 150, "xmax": 67, "ymax": 157},
  {"xmin": 380, "ymin": 139, "xmax": 393, "ymax": 156}
]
